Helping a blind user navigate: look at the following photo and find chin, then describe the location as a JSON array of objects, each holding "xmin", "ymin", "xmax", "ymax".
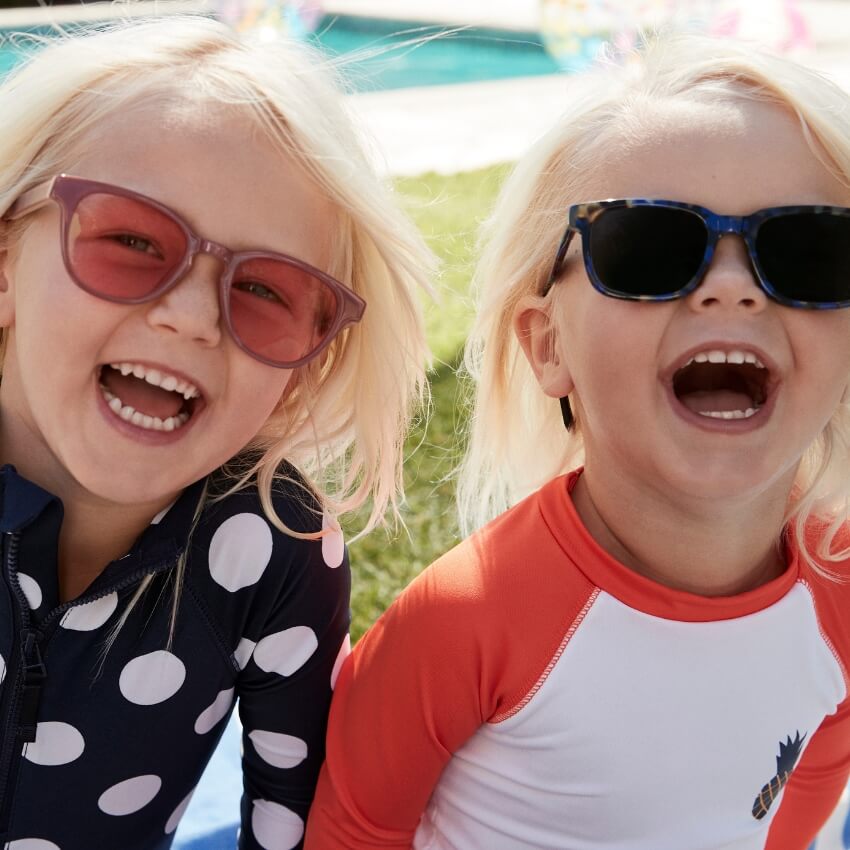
[
  {"xmin": 72, "ymin": 466, "xmax": 190, "ymax": 509},
  {"xmin": 663, "ymin": 458, "xmax": 794, "ymax": 505}
]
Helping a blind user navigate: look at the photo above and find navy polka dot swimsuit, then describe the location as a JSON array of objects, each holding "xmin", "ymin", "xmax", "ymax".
[{"xmin": 0, "ymin": 463, "xmax": 351, "ymax": 849}]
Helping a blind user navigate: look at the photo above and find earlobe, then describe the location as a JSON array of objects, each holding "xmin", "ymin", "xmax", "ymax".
[{"xmin": 513, "ymin": 297, "xmax": 574, "ymax": 399}]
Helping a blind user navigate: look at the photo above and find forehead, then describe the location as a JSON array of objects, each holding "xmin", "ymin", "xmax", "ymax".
[
  {"xmin": 585, "ymin": 98, "xmax": 850, "ymax": 212},
  {"xmin": 63, "ymin": 97, "xmax": 334, "ymax": 264},
  {"xmin": 70, "ymin": 96, "xmax": 266, "ymax": 177}
]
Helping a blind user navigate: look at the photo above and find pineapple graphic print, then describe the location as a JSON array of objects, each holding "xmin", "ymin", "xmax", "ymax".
[{"xmin": 752, "ymin": 732, "xmax": 807, "ymax": 819}]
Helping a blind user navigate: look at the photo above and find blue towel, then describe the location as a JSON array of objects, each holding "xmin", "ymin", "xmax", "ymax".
[{"xmin": 173, "ymin": 712, "xmax": 241, "ymax": 848}]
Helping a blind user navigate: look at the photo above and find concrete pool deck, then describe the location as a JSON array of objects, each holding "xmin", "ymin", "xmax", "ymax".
[
  {"xmin": 2, "ymin": 1, "xmax": 850, "ymax": 175},
  {"xmin": 335, "ymin": 0, "xmax": 850, "ymax": 176}
]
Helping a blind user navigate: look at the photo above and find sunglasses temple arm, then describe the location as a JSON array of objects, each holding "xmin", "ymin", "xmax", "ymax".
[
  {"xmin": 4, "ymin": 179, "xmax": 55, "ymax": 220},
  {"xmin": 543, "ymin": 228, "xmax": 576, "ymax": 295},
  {"xmin": 560, "ymin": 396, "xmax": 575, "ymax": 432}
]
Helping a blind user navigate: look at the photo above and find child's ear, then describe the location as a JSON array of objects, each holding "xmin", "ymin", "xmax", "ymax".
[
  {"xmin": 0, "ymin": 247, "xmax": 15, "ymax": 328},
  {"xmin": 0, "ymin": 248, "xmax": 15, "ymax": 328},
  {"xmin": 513, "ymin": 296, "xmax": 574, "ymax": 398}
]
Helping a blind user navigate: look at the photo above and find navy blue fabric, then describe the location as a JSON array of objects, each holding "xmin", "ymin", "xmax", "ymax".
[{"xmin": 0, "ymin": 464, "xmax": 351, "ymax": 849}]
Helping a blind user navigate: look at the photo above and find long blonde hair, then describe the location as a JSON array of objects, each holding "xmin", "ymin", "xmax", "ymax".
[
  {"xmin": 0, "ymin": 15, "xmax": 432, "ymax": 532},
  {"xmin": 457, "ymin": 33, "xmax": 850, "ymax": 574},
  {"xmin": 0, "ymin": 16, "xmax": 433, "ymax": 643}
]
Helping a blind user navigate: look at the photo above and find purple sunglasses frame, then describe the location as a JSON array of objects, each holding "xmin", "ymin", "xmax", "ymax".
[{"xmin": 5, "ymin": 174, "xmax": 366, "ymax": 369}]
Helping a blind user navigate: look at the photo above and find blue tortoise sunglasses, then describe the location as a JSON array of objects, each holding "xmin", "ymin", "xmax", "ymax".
[{"xmin": 545, "ymin": 199, "xmax": 850, "ymax": 309}]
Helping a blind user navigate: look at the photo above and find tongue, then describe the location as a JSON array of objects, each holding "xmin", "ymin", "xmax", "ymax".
[
  {"xmin": 101, "ymin": 370, "xmax": 184, "ymax": 420},
  {"xmin": 679, "ymin": 390, "xmax": 755, "ymax": 414}
]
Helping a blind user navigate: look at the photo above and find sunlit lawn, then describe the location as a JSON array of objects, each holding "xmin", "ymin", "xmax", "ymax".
[{"xmin": 345, "ymin": 163, "xmax": 510, "ymax": 640}]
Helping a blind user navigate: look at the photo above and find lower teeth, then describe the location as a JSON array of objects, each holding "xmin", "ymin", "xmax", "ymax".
[
  {"xmin": 101, "ymin": 386, "xmax": 189, "ymax": 432},
  {"xmin": 698, "ymin": 408, "xmax": 758, "ymax": 420}
]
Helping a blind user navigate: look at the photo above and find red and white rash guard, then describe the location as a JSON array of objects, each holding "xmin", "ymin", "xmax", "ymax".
[{"xmin": 306, "ymin": 471, "xmax": 850, "ymax": 850}]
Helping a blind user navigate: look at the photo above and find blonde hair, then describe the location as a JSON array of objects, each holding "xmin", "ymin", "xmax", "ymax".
[
  {"xmin": 457, "ymin": 32, "xmax": 850, "ymax": 574},
  {"xmin": 0, "ymin": 15, "xmax": 432, "ymax": 528},
  {"xmin": 0, "ymin": 16, "xmax": 433, "ymax": 642}
]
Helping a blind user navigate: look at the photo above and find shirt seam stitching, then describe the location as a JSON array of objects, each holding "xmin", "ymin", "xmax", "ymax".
[
  {"xmin": 185, "ymin": 574, "xmax": 241, "ymax": 676},
  {"xmin": 490, "ymin": 586, "xmax": 601, "ymax": 723},
  {"xmin": 798, "ymin": 576, "xmax": 850, "ymax": 696}
]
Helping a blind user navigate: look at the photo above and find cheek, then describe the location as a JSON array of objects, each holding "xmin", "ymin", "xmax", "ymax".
[
  {"xmin": 231, "ymin": 363, "xmax": 293, "ymax": 423},
  {"xmin": 13, "ymin": 249, "xmax": 93, "ymax": 332},
  {"xmin": 562, "ymin": 301, "xmax": 660, "ymax": 399},
  {"xmin": 802, "ymin": 314, "xmax": 850, "ymax": 383}
]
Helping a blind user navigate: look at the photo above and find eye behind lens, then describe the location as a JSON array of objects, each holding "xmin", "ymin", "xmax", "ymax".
[
  {"xmin": 229, "ymin": 262, "xmax": 341, "ymax": 367},
  {"xmin": 589, "ymin": 205, "xmax": 708, "ymax": 298},
  {"xmin": 756, "ymin": 210, "xmax": 850, "ymax": 305}
]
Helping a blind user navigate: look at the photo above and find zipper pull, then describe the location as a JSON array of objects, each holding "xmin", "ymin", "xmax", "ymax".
[{"xmin": 18, "ymin": 629, "xmax": 46, "ymax": 743}]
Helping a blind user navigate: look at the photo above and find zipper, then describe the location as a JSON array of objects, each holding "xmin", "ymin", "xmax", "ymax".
[
  {"xmin": 0, "ymin": 531, "xmax": 25, "ymax": 832},
  {"xmin": 17, "ymin": 629, "xmax": 46, "ymax": 744},
  {"xmin": 0, "ymin": 534, "xmax": 180, "ymax": 833}
]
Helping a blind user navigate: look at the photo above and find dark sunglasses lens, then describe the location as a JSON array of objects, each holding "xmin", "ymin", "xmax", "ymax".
[
  {"xmin": 68, "ymin": 193, "xmax": 187, "ymax": 299},
  {"xmin": 589, "ymin": 206, "xmax": 708, "ymax": 297},
  {"xmin": 756, "ymin": 211, "xmax": 850, "ymax": 305},
  {"xmin": 229, "ymin": 257, "xmax": 339, "ymax": 365}
]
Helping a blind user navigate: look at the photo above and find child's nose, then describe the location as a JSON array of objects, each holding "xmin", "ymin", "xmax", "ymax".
[
  {"xmin": 686, "ymin": 235, "xmax": 769, "ymax": 314},
  {"xmin": 145, "ymin": 255, "xmax": 223, "ymax": 346}
]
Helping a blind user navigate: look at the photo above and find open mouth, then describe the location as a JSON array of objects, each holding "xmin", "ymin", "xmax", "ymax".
[
  {"xmin": 98, "ymin": 362, "xmax": 202, "ymax": 433},
  {"xmin": 672, "ymin": 350, "xmax": 770, "ymax": 421}
]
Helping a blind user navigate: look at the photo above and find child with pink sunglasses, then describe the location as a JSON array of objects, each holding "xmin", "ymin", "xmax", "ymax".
[
  {"xmin": 0, "ymin": 15, "xmax": 430, "ymax": 850},
  {"xmin": 308, "ymin": 34, "xmax": 850, "ymax": 850}
]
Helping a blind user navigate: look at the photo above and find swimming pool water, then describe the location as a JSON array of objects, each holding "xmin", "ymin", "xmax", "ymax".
[
  {"xmin": 312, "ymin": 15, "xmax": 561, "ymax": 90},
  {"xmin": 0, "ymin": 13, "xmax": 561, "ymax": 90}
]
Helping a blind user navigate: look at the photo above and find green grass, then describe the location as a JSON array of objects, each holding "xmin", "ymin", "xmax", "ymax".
[
  {"xmin": 345, "ymin": 163, "xmax": 510, "ymax": 641},
  {"xmin": 396, "ymin": 164, "xmax": 511, "ymax": 366}
]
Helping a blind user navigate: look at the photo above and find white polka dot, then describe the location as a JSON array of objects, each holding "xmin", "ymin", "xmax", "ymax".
[
  {"xmin": 234, "ymin": 637, "xmax": 256, "ymax": 670},
  {"xmin": 0, "ymin": 653, "xmax": 5, "ymax": 685},
  {"xmin": 98, "ymin": 774, "xmax": 161, "ymax": 816},
  {"xmin": 18, "ymin": 573, "xmax": 41, "ymax": 610},
  {"xmin": 60, "ymin": 593, "xmax": 118, "ymax": 631},
  {"xmin": 248, "ymin": 730, "xmax": 307, "ymax": 769},
  {"xmin": 23, "ymin": 722, "xmax": 85, "ymax": 766},
  {"xmin": 164, "ymin": 787, "xmax": 195, "ymax": 834},
  {"xmin": 254, "ymin": 627, "xmax": 318, "ymax": 677},
  {"xmin": 321, "ymin": 515, "xmax": 344, "ymax": 569},
  {"xmin": 252, "ymin": 799, "xmax": 304, "ymax": 850},
  {"xmin": 208, "ymin": 513, "xmax": 273, "ymax": 592},
  {"xmin": 194, "ymin": 688, "xmax": 235, "ymax": 735},
  {"xmin": 331, "ymin": 634, "xmax": 351, "ymax": 690},
  {"xmin": 6, "ymin": 840, "xmax": 61, "ymax": 850},
  {"xmin": 119, "ymin": 651, "xmax": 185, "ymax": 706}
]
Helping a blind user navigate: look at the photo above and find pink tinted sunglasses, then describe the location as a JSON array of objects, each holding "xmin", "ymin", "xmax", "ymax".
[{"xmin": 5, "ymin": 174, "xmax": 366, "ymax": 368}]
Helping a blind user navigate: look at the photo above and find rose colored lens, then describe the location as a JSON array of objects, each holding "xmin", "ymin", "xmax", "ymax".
[
  {"xmin": 229, "ymin": 257, "xmax": 338, "ymax": 364},
  {"xmin": 68, "ymin": 193, "xmax": 188, "ymax": 300}
]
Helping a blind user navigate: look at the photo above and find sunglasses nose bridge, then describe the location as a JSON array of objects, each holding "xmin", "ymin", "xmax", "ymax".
[
  {"xmin": 711, "ymin": 215, "xmax": 758, "ymax": 269},
  {"xmin": 191, "ymin": 240, "xmax": 235, "ymax": 299},
  {"xmin": 197, "ymin": 239, "xmax": 232, "ymax": 267},
  {"xmin": 713, "ymin": 214, "xmax": 746, "ymax": 237}
]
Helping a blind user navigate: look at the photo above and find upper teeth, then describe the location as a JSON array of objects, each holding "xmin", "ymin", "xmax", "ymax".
[
  {"xmin": 109, "ymin": 362, "xmax": 200, "ymax": 400},
  {"xmin": 684, "ymin": 349, "xmax": 766, "ymax": 369}
]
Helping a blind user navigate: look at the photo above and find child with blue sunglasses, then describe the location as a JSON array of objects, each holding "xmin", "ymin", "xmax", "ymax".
[{"xmin": 308, "ymin": 34, "xmax": 850, "ymax": 850}]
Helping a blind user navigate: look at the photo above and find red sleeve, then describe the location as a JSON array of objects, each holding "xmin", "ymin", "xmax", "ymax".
[
  {"xmin": 305, "ymin": 569, "xmax": 488, "ymax": 848},
  {"xmin": 768, "ymin": 551, "xmax": 850, "ymax": 850},
  {"xmin": 304, "ymin": 489, "xmax": 594, "ymax": 849},
  {"xmin": 766, "ymin": 699, "xmax": 850, "ymax": 850}
]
